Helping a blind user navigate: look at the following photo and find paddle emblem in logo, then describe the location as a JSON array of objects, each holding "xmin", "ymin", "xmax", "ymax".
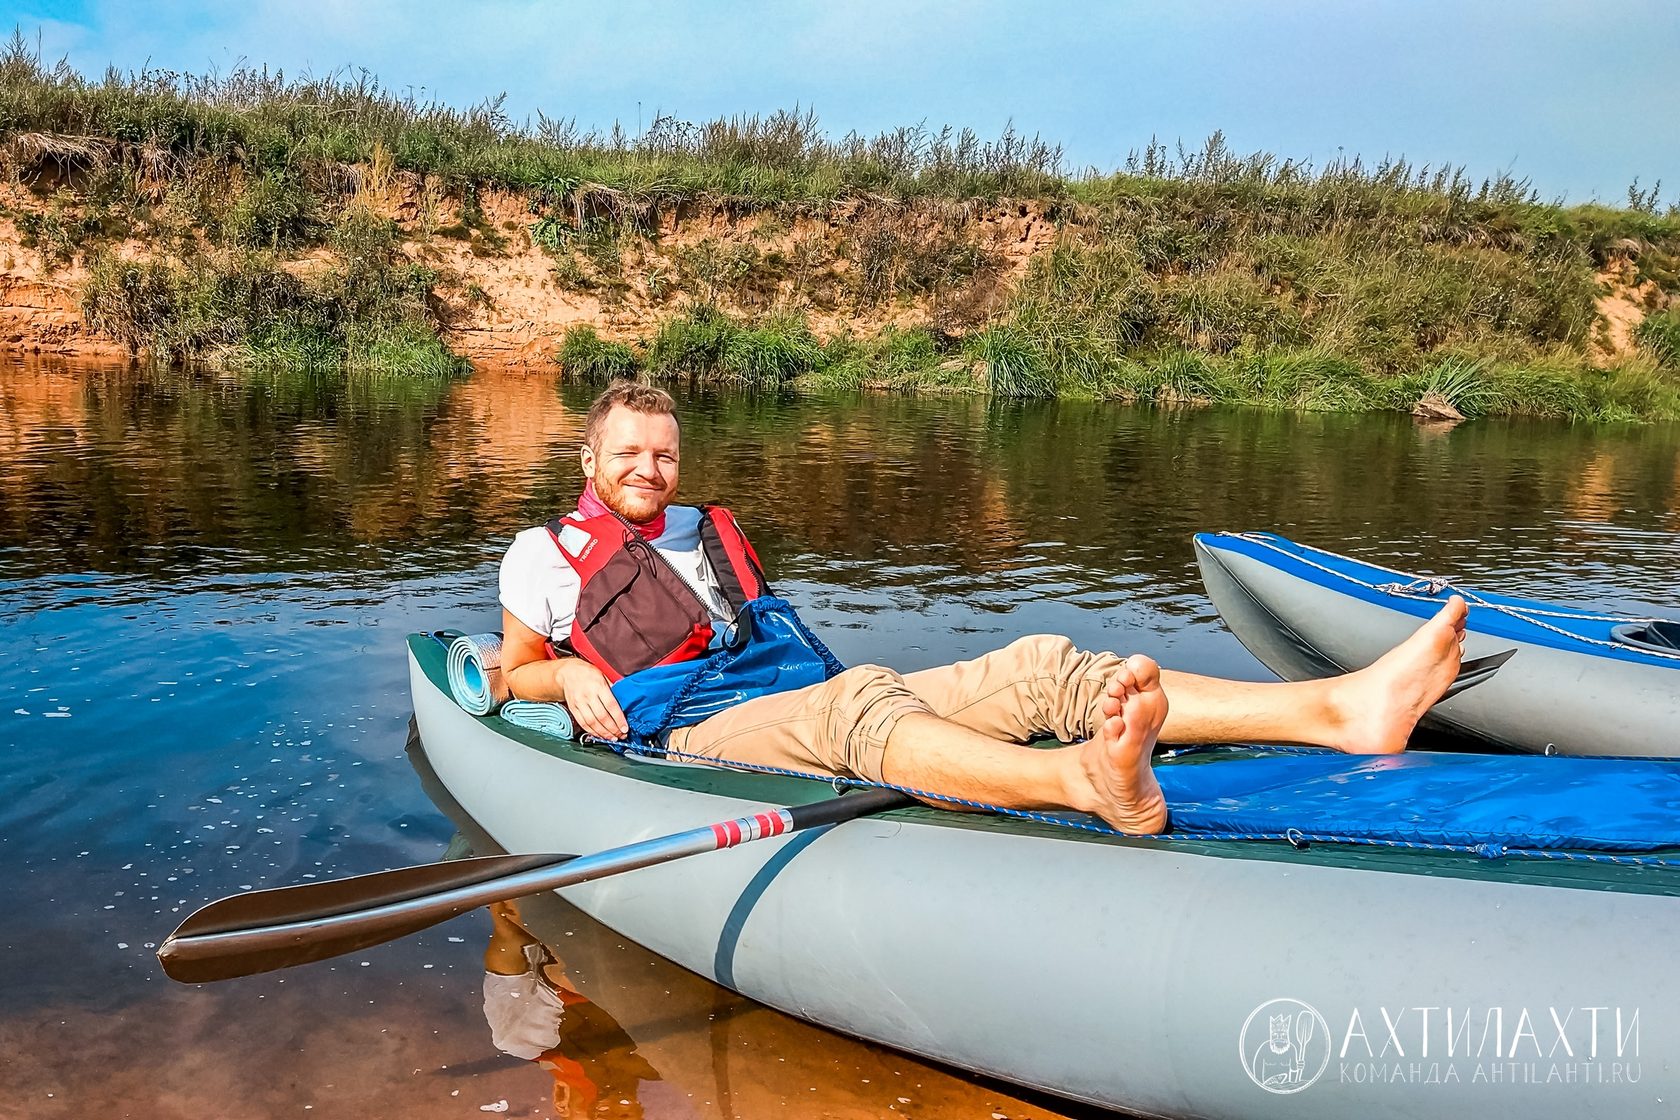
[{"xmin": 1239, "ymin": 997, "xmax": 1331, "ymax": 1093}]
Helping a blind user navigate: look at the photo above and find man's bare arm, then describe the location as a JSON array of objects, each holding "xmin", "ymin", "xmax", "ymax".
[{"xmin": 500, "ymin": 609, "xmax": 628, "ymax": 739}]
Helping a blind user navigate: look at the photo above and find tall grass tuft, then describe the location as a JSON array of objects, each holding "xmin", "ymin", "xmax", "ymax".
[
  {"xmin": 720, "ymin": 318, "xmax": 824, "ymax": 385},
  {"xmin": 1636, "ymin": 310, "xmax": 1680, "ymax": 369},
  {"xmin": 1412, "ymin": 357, "xmax": 1497, "ymax": 416},
  {"xmin": 966, "ymin": 324, "xmax": 1053, "ymax": 398},
  {"xmin": 645, "ymin": 306, "xmax": 735, "ymax": 377},
  {"xmin": 1147, "ymin": 349, "xmax": 1225, "ymax": 403},
  {"xmin": 557, "ymin": 325, "xmax": 638, "ymax": 381}
]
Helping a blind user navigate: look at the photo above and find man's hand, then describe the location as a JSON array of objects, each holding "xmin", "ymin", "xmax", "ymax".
[
  {"xmin": 556, "ymin": 657, "xmax": 629, "ymax": 741},
  {"xmin": 499, "ymin": 609, "xmax": 629, "ymax": 740}
]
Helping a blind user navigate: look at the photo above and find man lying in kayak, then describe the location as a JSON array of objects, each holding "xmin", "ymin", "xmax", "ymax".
[{"xmin": 497, "ymin": 382, "xmax": 1468, "ymax": 835}]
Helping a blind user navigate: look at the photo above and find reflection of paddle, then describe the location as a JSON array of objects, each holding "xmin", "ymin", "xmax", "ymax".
[
  {"xmin": 1293, "ymin": 1009, "xmax": 1315, "ymax": 1082},
  {"xmin": 157, "ymin": 787, "xmax": 913, "ymax": 984}
]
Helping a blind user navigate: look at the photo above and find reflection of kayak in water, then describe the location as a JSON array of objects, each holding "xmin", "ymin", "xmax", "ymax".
[
  {"xmin": 409, "ymin": 633, "xmax": 1680, "ymax": 1120},
  {"xmin": 1194, "ymin": 531, "xmax": 1680, "ymax": 756}
]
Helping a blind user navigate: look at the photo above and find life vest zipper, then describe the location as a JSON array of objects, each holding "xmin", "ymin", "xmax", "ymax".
[{"xmin": 606, "ymin": 508, "xmax": 725, "ymax": 623}]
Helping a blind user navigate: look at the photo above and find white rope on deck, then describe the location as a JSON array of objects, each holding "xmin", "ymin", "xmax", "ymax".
[{"xmin": 1226, "ymin": 531, "xmax": 1680, "ymax": 661}]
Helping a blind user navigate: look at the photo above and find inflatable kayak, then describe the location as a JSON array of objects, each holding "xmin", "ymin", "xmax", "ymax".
[
  {"xmin": 1194, "ymin": 531, "xmax": 1680, "ymax": 757},
  {"xmin": 408, "ymin": 632, "xmax": 1680, "ymax": 1119}
]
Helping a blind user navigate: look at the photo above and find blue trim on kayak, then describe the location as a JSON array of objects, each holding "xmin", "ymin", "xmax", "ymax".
[{"xmin": 1196, "ymin": 531, "xmax": 1680, "ymax": 670}]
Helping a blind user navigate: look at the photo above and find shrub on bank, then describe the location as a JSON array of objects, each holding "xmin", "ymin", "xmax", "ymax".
[
  {"xmin": 1637, "ymin": 310, "xmax": 1680, "ymax": 369},
  {"xmin": 557, "ymin": 326, "xmax": 637, "ymax": 381},
  {"xmin": 80, "ymin": 236, "xmax": 464, "ymax": 374}
]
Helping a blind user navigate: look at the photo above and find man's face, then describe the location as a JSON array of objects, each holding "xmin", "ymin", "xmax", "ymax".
[{"xmin": 580, "ymin": 406, "xmax": 681, "ymax": 524}]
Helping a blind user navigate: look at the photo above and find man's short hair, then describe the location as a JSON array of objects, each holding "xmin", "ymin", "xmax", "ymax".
[{"xmin": 582, "ymin": 381, "xmax": 678, "ymax": 451}]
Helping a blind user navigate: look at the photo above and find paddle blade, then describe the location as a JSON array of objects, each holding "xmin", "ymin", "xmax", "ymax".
[
  {"xmin": 161, "ymin": 905, "xmax": 465, "ymax": 984},
  {"xmin": 158, "ymin": 851, "xmax": 572, "ymax": 983},
  {"xmin": 1440, "ymin": 648, "xmax": 1516, "ymax": 701}
]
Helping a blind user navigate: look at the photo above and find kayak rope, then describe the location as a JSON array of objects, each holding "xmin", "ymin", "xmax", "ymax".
[
  {"xmin": 610, "ymin": 737, "xmax": 1680, "ymax": 870},
  {"xmin": 1228, "ymin": 532, "xmax": 1680, "ymax": 661}
]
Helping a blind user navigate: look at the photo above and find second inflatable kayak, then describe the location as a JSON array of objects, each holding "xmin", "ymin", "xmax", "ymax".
[{"xmin": 1194, "ymin": 531, "xmax": 1680, "ymax": 757}]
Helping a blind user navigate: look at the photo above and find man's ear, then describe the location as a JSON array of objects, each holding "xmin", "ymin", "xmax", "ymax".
[{"xmin": 579, "ymin": 443, "xmax": 596, "ymax": 480}]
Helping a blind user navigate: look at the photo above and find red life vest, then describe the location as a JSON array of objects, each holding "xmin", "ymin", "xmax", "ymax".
[{"xmin": 545, "ymin": 505, "xmax": 770, "ymax": 682}]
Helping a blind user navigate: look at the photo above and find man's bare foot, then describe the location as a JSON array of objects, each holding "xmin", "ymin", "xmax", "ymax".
[
  {"xmin": 1330, "ymin": 595, "xmax": 1469, "ymax": 754},
  {"xmin": 1068, "ymin": 654, "xmax": 1169, "ymax": 834}
]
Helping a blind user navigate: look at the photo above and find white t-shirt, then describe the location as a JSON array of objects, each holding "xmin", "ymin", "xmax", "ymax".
[{"xmin": 498, "ymin": 505, "xmax": 733, "ymax": 644}]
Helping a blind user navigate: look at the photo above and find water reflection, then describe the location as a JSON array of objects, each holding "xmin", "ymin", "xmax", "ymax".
[
  {"xmin": 484, "ymin": 900, "xmax": 663, "ymax": 1119},
  {"xmin": 6, "ymin": 355, "xmax": 1678, "ymax": 617},
  {"xmin": 410, "ymin": 723, "xmax": 1111, "ymax": 1120}
]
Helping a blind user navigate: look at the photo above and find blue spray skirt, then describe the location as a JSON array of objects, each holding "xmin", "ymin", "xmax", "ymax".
[
  {"xmin": 609, "ymin": 596, "xmax": 843, "ymax": 743},
  {"xmin": 1158, "ymin": 749, "xmax": 1680, "ymax": 853}
]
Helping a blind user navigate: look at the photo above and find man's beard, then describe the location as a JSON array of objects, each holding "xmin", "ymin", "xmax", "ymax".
[{"xmin": 594, "ymin": 476, "xmax": 666, "ymax": 523}]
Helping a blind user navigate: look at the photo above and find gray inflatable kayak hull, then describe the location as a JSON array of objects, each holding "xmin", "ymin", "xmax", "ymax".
[
  {"xmin": 1194, "ymin": 532, "xmax": 1680, "ymax": 757},
  {"xmin": 409, "ymin": 636, "xmax": 1680, "ymax": 1119}
]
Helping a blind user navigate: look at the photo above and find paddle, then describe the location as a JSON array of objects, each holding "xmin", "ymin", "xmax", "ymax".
[
  {"xmin": 157, "ymin": 786, "xmax": 914, "ymax": 984},
  {"xmin": 1440, "ymin": 649, "xmax": 1515, "ymax": 699}
]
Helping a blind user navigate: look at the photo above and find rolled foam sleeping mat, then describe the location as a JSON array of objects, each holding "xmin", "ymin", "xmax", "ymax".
[
  {"xmin": 447, "ymin": 633, "xmax": 511, "ymax": 715},
  {"xmin": 499, "ymin": 700, "xmax": 577, "ymax": 741}
]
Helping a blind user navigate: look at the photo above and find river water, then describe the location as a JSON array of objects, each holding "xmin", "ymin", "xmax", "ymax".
[{"xmin": 2, "ymin": 354, "xmax": 1678, "ymax": 1119}]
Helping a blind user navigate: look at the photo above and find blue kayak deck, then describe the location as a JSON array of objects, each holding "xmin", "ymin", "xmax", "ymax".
[{"xmin": 1161, "ymin": 748, "xmax": 1680, "ymax": 853}]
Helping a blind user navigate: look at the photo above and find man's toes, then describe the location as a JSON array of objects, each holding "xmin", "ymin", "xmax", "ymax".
[
  {"xmin": 1123, "ymin": 653, "xmax": 1161, "ymax": 690},
  {"xmin": 1441, "ymin": 595, "xmax": 1468, "ymax": 627}
]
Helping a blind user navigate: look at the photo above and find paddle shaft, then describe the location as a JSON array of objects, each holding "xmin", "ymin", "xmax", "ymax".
[{"xmin": 159, "ymin": 787, "xmax": 913, "ymax": 983}]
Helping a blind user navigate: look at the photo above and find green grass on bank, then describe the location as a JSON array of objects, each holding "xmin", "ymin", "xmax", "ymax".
[
  {"xmin": 78, "ymin": 205, "xmax": 466, "ymax": 374},
  {"xmin": 4, "ymin": 36, "xmax": 1680, "ymax": 412},
  {"xmin": 4, "ymin": 32, "xmax": 1675, "ymax": 242},
  {"xmin": 0, "ymin": 34, "xmax": 1064, "ymax": 205},
  {"xmin": 557, "ymin": 308, "xmax": 1680, "ymax": 423}
]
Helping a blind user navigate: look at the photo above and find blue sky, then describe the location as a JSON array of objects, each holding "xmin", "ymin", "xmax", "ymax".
[{"xmin": 7, "ymin": 0, "xmax": 1678, "ymax": 204}]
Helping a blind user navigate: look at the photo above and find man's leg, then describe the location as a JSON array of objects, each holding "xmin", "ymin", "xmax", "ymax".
[
  {"xmin": 882, "ymin": 654, "xmax": 1169, "ymax": 834},
  {"xmin": 1157, "ymin": 595, "xmax": 1469, "ymax": 753},
  {"xmin": 900, "ymin": 633, "xmax": 1119, "ymax": 742},
  {"xmin": 900, "ymin": 596, "xmax": 1469, "ymax": 754},
  {"xmin": 667, "ymin": 659, "xmax": 1171, "ymax": 834},
  {"xmin": 662, "ymin": 664, "xmax": 929, "ymax": 782}
]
